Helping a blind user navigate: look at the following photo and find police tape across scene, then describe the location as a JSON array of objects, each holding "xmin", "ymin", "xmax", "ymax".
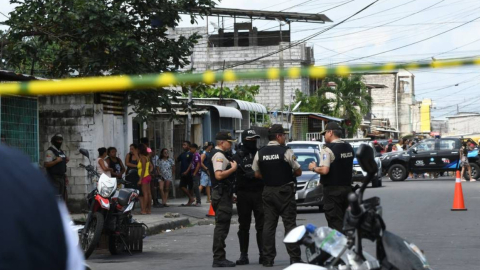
[{"xmin": 1, "ymin": 57, "xmax": 479, "ymax": 96}]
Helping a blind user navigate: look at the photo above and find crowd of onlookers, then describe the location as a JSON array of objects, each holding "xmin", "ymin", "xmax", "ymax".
[
  {"xmin": 373, "ymin": 138, "xmax": 416, "ymax": 154},
  {"xmin": 94, "ymin": 138, "xmax": 213, "ymax": 214}
]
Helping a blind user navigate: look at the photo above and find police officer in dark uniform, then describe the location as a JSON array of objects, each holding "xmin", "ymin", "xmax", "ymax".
[
  {"xmin": 233, "ymin": 129, "xmax": 264, "ymax": 265},
  {"xmin": 44, "ymin": 133, "xmax": 69, "ymax": 199},
  {"xmin": 252, "ymin": 124, "xmax": 303, "ymax": 267},
  {"xmin": 308, "ymin": 122, "xmax": 354, "ymax": 232},
  {"xmin": 209, "ymin": 131, "xmax": 238, "ymax": 268}
]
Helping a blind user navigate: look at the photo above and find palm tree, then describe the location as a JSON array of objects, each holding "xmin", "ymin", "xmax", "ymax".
[{"xmin": 317, "ymin": 74, "xmax": 372, "ymax": 137}]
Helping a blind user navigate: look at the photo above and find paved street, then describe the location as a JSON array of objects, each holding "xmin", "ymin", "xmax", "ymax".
[{"xmin": 88, "ymin": 177, "xmax": 480, "ymax": 270}]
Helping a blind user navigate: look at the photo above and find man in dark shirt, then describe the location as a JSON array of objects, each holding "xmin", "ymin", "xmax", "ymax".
[
  {"xmin": 177, "ymin": 140, "xmax": 194, "ymax": 205},
  {"xmin": 373, "ymin": 140, "xmax": 384, "ymax": 153}
]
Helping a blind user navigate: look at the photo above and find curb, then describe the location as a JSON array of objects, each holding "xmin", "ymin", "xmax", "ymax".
[{"xmin": 146, "ymin": 217, "xmax": 191, "ymax": 236}]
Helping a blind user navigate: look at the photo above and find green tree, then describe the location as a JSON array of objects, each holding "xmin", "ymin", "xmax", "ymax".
[
  {"xmin": 5, "ymin": 0, "xmax": 216, "ymax": 120},
  {"xmin": 317, "ymin": 75, "xmax": 372, "ymax": 137},
  {"xmin": 294, "ymin": 89, "xmax": 333, "ymax": 115},
  {"xmin": 190, "ymin": 85, "xmax": 260, "ymax": 102}
]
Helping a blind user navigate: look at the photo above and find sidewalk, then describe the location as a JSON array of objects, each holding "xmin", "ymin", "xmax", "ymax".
[{"xmin": 71, "ymin": 195, "xmax": 237, "ymax": 235}]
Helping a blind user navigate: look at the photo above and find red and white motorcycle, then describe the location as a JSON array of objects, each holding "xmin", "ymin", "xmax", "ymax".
[{"xmin": 78, "ymin": 149, "xmax": 145, "ymax": 259}]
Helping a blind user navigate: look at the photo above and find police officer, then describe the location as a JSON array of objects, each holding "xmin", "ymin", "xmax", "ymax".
[
  {"xmin": 44, "ymin": 133, "xmax": 69, "ymax": 199},
  {"xmin": 210, "ymin": 131, "xmax": 238, "ymax": 268},
  {"xmin": 233, "ymin": 129, "xmax": 264, "ymax": 265},
  {"xmin": 308, "ymin": 122, "xmax": 354, "ymax": 232},
  {"xmin": 252, "ymin": 124, "xmax": 303, "ymax": 267}
]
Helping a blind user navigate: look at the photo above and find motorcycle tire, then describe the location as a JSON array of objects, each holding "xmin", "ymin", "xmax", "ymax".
[
  {"xmin": 108, "ymin": 235, "xmax": 125, "ymax": 255},
  {"xmin": 82, "ymin": 212, "xmax": 104, "ymax": 259}
]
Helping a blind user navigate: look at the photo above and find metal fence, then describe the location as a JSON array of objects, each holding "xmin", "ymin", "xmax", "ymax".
[{"xmin": 0, "ymin": 96, "xmax": 39, "ymax": 163}]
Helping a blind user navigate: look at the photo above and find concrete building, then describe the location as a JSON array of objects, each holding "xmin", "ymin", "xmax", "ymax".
[
  {"xmin": 38, "ymin": 93, "xmax": 136, "ymax": 210},
  {"xmin": 363, "ymin": 70, "xmax": 417, "ymax": 136},
  {"xmin": 168, "ymin": 24, "xmax": 317, "ymax": 111},
  {"xmin": 446, "ymin": 113, "xmax": 480, "ymax": 135},
  {"xmin": 431, "ymin": 119, "xmax": 448, "ymax": 135}
]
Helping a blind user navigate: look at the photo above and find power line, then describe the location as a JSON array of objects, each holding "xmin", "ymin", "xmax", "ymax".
[
  {"xmin": 217, "ymin": 0, "xmax": 381, "ymax": 71},
  {"xmin": 328, "ymin": 13, "xmax": 480, "ymax": 65}
]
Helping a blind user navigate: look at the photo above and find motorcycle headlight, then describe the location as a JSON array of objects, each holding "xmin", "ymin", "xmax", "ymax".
[
  {"xmin": 307, "ymin": 178, "xmax": 320, "ymax": 189},
  {"xmin": 100, "ymin": 183, "xmax": 115, "ymax": 197}
]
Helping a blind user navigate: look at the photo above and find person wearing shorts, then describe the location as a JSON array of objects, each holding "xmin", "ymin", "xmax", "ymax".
[
  {"xmin": 460, "ymin": 142, "xmax": 476, "ymax": 182},
  {"xmin": 178, "ymin": 141, "xmax": 194, "ymax": 206},
  {"xmin": 157, "ymin": 148, "xmax": 175, "ymax": 207},
  {"xmin": 200, "ymin": 142, "xmax": 214, "ymax": 203},
  {"xmin": 138, "ymin": 144, "xmax": 153, "ymax": 214}
]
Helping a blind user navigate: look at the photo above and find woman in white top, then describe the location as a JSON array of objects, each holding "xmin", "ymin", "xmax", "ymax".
[{"xmin": 97, "ymin": 147, "xmax": 113, "ymax": 177}]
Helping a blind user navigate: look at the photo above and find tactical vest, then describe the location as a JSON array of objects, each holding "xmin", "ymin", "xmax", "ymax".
[
  {"xmin": 321, "ymin": 142, "xmax": 354, "ymax": 187},
  {"xmin": 258, "ymin": 145, "xmax": 296, "ymax": 187},
  {"xmin": 47, "ymin": 146, "xmax": 67, "ymax": 176},
  {"xmin": 235, "ymin": 147, "xmax": 264, "ymax": 190},
  {"xmin": 209, "ymin": 148, "xmax": 234, "ymax": 188}
]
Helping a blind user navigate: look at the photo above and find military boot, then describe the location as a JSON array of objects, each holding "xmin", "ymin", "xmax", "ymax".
[{"xmin": 236, "ymin": 231, "xmax": 250, "ymax": 265}]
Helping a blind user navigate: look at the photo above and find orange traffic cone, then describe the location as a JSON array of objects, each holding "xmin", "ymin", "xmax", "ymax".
[
  {"xmin": 451, "ymin": 171, "xmax": 467, "ymax": 211},
  {"xmin": 206, "ymin": 202, "xmax": 216, "ymax": 217}
]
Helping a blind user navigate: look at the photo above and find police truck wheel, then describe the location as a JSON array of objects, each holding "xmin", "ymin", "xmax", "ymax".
[
  {"xmin": 388, "ymin": 165, "xmax": 407, "ymax": 181},
  {"xmin": 464, "ymin": 163, "xmax": 480, "ymax": 180}
]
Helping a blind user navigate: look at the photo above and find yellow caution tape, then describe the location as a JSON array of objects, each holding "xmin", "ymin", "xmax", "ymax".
[{"xmin": 1, "ymin": 57, "xmax": 479, "ymax": 95}]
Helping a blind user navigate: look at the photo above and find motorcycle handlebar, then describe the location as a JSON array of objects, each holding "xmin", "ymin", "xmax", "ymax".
[{"xmin": 79, "ymin": 163, "xmax": 86, "ymax": 168}]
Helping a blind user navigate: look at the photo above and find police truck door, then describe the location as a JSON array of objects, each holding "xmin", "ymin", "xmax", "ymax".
[
  {"xmin": 437, "ymin": 139, "xmax": 461, "ymax": 171},
  {"xmin": 409, "ymin": 139, "xmax": 437, "ymax": 172}
]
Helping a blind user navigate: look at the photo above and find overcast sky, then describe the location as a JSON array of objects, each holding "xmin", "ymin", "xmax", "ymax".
[{"xmin": 2, "ymin": 0, "xmax": 479, "ymax": 122}]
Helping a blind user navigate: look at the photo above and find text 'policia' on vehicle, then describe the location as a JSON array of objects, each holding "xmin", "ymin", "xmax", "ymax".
[{"xmin": 380, "ymin": 137, "xmax": 480, "ymax": 181}]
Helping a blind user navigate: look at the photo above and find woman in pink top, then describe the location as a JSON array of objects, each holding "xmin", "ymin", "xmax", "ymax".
[{"xmin": 96, "ymin": 147, "xmax": 113, "ymax": 177}]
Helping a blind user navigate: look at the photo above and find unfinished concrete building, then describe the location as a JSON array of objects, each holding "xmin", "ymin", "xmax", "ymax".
[{"xmin": 171, "ymin": 8, "xmax": 332, "ymax": 110}]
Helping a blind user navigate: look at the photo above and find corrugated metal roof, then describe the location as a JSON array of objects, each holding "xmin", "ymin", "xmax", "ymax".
[
  {"xmin": 292, "ymin": 112, "xmax": 343, "ymax": 122},
  {"xmin": 206, "ymin": 104, "xmax": 243, "ymax": 119},
  {"xmin": 233, "ymin": 99, "xmax": 267, "ymax": 113}
]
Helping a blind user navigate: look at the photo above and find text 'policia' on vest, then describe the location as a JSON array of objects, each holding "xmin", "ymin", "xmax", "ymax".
[
  {"xmin": 258, "ymin": 145, "xmax": 296, "ymax": 187},
  {"xmin": 321, "ymin": 142, "xmax": 354, "ymax": 187}
]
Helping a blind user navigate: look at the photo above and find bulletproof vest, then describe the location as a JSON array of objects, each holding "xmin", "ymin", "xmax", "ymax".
[
  {"xmin": 209, "ymin": 148, "xmax": 234, "ymax": 188},
  {"xmin": 235, "ymin": 147, "xmax": 264, "ymax": 190},
  {"xmin": 321, "ymin": 142, "xmax": 354, "ymax": 187},
  {"xmin": 47, "ymin": 146, "xmax": 67, "ymax": 175},
  {"xmin": 258, "ymin": 145, "xmax": 295, "ymax": 187}
]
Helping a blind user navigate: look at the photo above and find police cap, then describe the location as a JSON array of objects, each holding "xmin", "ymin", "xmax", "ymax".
[
  {"xmin": 268, "ymin": 124, "xmax": 289, "ymax": 135},
  {"xmin": 242, "ymin": 129, "xmax": 260, "ymax": 140},
  {"xmin": 320, "ymin": 122, "xmax": 342, "ymax": 135},
  {"xmin": 215, "ymin": 131, "xmax": 237, "ymax": 142}
]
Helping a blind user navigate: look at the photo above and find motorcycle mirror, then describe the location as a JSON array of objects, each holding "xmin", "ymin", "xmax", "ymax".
[
  {"xmin": 356, "ymin": 144, "xmax": 378, "ymax": 174},
  {"xmin": 284, "ymin": 225, "xmax": 307, "ymax": 244},
  {"xmin": 79, "ymin": 148, "xmax": 90, "ymax": 159}
]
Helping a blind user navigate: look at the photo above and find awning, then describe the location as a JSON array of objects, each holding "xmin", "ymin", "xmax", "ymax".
[
  {"xmin": 233, "ymin": 99, "xmax": 267, "ymax": 114},
  {"xmin": 210, "ymin": 105, "xmax": 243, "ymax": 119}
]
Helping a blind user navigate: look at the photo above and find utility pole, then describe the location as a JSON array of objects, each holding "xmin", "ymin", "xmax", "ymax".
[
  {"xmin": 278, "ymin": 21, "xmax": 285, "ymax": 120},
  {"xmin": 186, "ymin": 55, "xmax": 194, "ymax": 141}
]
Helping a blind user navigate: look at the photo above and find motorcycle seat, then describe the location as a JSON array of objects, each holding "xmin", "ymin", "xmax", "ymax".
[{"xmin": 116, "ymin": 188, "xmax": 138, "ymax": 206}]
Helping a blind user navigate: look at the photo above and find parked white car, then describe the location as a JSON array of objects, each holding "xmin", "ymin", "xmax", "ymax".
[
  {"xmin": 348, "ymin": 141, "xmax": 383, "ymax": 187},
  {"xmin": 287, "ymin": 141, "xmax": 324, "ymax": 151}
]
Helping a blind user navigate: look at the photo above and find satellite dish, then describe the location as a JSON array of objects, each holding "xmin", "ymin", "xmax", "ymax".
[{"xmin": 292, "ymin": 101, "xmax": 302, "ymax": 112}]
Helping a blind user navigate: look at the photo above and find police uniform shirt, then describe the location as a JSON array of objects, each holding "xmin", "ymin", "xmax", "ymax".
[
  {"xmin": 212, "ymin": 146, "xmax": 230, "ymax": 172},
  {"xmin": 252, "ymin": 141, "xmax": 301, "ymax": 173},
  {"xmin": 45, "ymin": 145, "xmax": 65, "ymax": 162},
  {"xmin": 319, "ymin": 141, "xmax": 337, "ymax": 167}
]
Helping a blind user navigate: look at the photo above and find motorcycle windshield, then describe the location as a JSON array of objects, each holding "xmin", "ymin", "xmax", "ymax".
[{"xmin": 381, "ymin": 230, "xmax": 432, "ymax": 270}]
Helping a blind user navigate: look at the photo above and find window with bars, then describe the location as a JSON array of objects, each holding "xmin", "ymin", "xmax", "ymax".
[{"xmin": 0, "ymin": 96, "xmax": 39, "ymax": 163}]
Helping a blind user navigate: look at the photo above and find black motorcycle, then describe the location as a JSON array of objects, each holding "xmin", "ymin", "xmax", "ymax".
[{"xmin": 284, "ymin": 144, "xmax": 432, "ymax": 270}]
